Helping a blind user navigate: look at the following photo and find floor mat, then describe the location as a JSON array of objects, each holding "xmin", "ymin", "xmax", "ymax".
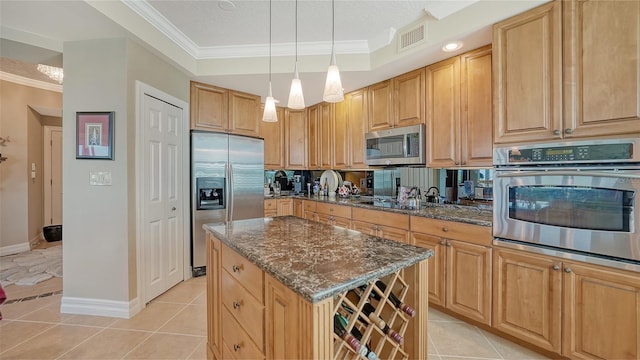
[{"xmin": 0, "ymin": 246, "xmax": 62, "ymax": 287}]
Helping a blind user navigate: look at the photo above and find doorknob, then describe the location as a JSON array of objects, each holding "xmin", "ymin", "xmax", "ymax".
[{"xmin": 171, "ymin": 207, "xmax": 176, "ymax": 211}]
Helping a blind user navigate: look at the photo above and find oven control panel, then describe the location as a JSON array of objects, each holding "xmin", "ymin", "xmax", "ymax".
[{"xmin": 494, "ymin": 139, "xmax": 638, "ymax": 165}]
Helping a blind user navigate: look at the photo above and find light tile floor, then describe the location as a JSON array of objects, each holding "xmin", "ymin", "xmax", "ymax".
[{"xmin": 0, "ymin": 274, "xmax": 551, "ymax": 360}]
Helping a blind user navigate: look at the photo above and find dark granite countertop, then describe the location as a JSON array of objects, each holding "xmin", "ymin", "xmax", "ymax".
[
  {"xmin": 204, "ymin": 216, "xmax": 433, "ymax": 303},
  {"xmin": 267, "ymin": 195, "xmax": 493, "ymax": 227}
]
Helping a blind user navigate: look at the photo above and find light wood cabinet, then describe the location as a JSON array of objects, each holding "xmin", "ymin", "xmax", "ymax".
[
  {"xmin": 411, "ymin": 216, "xmax": 492, "ymax": 325},
  {"xmin": 306, "ymin": 105, "xmax": 320, "ymax": 169},
  {"xmin": 276, "ymin": 199, "xmax": 293, "ymax": 216},
  {"xmin": 190, "ymin": 81, "xmax": 260, "ymax": 137},
  {"xmin": 319, "ymin": 103, "xmax": 333, "ymax": 169},
  {"xmin": 367, "ymin": 80, "xmax": 394, "ymax": 131},
  {"xmin": 562, "ymin": 0, "xmax": 640, "ymax": 139},
  {"xmin": 264, "ymin": 198, "xmax": 293, "ymax": 217},
  {"xmin": 264, "ymin": 199, "xmax": 277, "ymax": 217},
  {"xmin": 265, "ymin": 274, "xmax": 301, "ymax": 360},
  {"xmin": 293, "ymin": 199, "xmax": 303, "ymax": 218},
  {"xmin": 315, "ymin": 202, "xmax": 351, "ymax": 228},
  {"xmin": 494, "ymin": 0, "xmax": 639, "ymax": 144},
  {"xmin": 206, "ymin": 232, "xmax": 222, "ymax": 360},
  {"xmin": 351, "ymin": 207, "xmax": 409, "ymax": 243},
  {"xmin": 284, "ymin": 109, "xmax": 307, "ymax": 169},
  {"xmin": 333, "ymin": 89, "xmax": 368, "ymax": 170},
  {"xmin": 394, "ymin": 68, "xmax": 425, "ymax": 128},
  {"xmin": 427, "ymin": 46, "xmax": 493, "ymax": 168},
  {"xmin": 261, "ymin": 107, "xmax": 285, "ymax": 170}
]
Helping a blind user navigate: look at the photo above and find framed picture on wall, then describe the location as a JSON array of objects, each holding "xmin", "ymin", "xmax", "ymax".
[{"xmin": 76, "ymin": 111, "xmax": 114, "ymax": 160}]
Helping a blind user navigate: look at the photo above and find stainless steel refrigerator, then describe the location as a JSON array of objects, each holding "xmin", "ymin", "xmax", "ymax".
[{"xmin": 191, "ymin": 131, "xmax": 264, "ymax": 276}]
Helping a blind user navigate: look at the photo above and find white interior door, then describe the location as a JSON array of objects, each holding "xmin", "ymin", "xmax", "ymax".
[
  {"xmin": 143, "ymin": 94, "xmax": 184, "ymax": 302},
  {"xmin": 44, "ymin": 126, "xmax": 63, "ymax": 225}
]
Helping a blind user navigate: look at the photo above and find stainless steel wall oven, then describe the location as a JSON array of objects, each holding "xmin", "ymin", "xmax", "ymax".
[{"xmin": 493, "ymin": 138, "xmax": 640, "ymax": 265}]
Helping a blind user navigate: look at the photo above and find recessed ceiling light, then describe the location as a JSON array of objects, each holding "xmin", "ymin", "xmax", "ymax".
[
  {"xmin": 442, "ymin": 41, "xmax": 463, "ymax": 52},
  {"xmin": 218, "ymin": 0, "xmax": 235, "ymax": 11}
]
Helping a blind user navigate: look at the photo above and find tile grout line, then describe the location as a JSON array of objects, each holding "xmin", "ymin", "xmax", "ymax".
[
  {"xmin": 477, "ymin": 327, "xmax": 506, "ymax": 360},
  {"xmin": 0, "ymin": 321, "xmax": 56, "ymax": 356}
]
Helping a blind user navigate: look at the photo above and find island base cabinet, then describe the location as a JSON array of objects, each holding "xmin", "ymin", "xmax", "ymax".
[
  {"xmin": 562, "ymin": 262, "xmax": 640, "ymax": 360},
  {"xmin": 206, "ymin": 233, "xmax": 222, "ymax": 360}
]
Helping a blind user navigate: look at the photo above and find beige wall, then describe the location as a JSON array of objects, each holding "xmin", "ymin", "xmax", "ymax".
[
  {"xmin": 62, "ymin": 37, "xmax": 189, "ymax": 310},
  {"xmin": 0, "ymin": 80, "xmax": 62, "ymax": 252}
]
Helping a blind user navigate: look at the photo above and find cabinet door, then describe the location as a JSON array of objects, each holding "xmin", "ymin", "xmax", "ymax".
[
  {"xmin": 293, "ymin": 199, "xmax": 303, "ymax": 218},
  {"xmin": 562, "ymin": 262, "xmax": 640, "ymax": 360},
  {"xmin": 319, "ymin": 102, "xmax": 333, "ymax": 169},
  {"xmin": 285, "ymin": 109, "xmax": 307, "ymax": 169},
  {"xmin": 493, "ymin": 248, "xmax": 562, "ymax": 353},
  {"xmin": 315, "ymin": 213, "xmax": 332, "ymax": 226},
  {"xmin": 307, "ymin": 105, "xmax": 319, "ymax": 169},
  {"xmin": 377, "ymin": 225, "xmax": 409, "ymax": 244},
  {"xmin": 367, "ymin": 80, "xmax": 394, "ymax": 131},
  {"xmin": 229, "ymin": 90, "xmax": 260, "ymax": 137},
  {"xmin": 277, "ymin": 199, "xmax": 293, "ymax": 216},
  {"xmin": 351, "ymin": 220, "xmax": 378, "ymax": 236},
  {"xmin": 411, "ymin": 232, "xmax": 446, "ymax": 307},
  {"xmin": 264, "ymin": 199, "xmax": 277, "ymax": 217},
  {"xmin": 206, "ymin": 233, "xmax": 222, "ymax": 359},
  {"xmin": 332, "ymin": 100, "xmax": 349, "ymax": 169},
  {"xmin": 303, "ymin": 211, "xmax": 317, "ymax": 222},
  {"xmin": 427, "ymin": 56, "xmax": 460, "ymax": 167},
  {"xmin": 265, "ymin": 275, "xmax": 300, "ymax": 360},
  {"xmin": 460, "ymin": 46, "xmax": 493, "ymax": 167},
  {"xmin": 563, "ymin": 0, "xmax": 640, "ymax": 138},
  {"xmin": 446, "ymin": 240, "xmax": 491, "ymax": 325},
  {"xmin": 394, "ymin": 68, "xmax": 425, "ymax": 127},
  {"xmin": 345, "ymin": 89, "xmax": 368, "ymax": 169},
  {"xmin": 331, "ymin": 216, "xmax": 351, "ymax": 229},
  {"xmin": 191, "ymin": 81, "xmax": 228, "ymax": 131},
  {"xmin": 261, "ymin": 106, "xmax": 284, "ymax": 169},
  {"xmin": 493, "ymin": 1, "xmax": 562, "ymax": 144}
]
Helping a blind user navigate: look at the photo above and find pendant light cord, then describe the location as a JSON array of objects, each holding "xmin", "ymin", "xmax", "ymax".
[
  {"xmin": 269, "ymin": 0, "xmax": 272, "ymax": 83},
  {"xmin": 295, "ymin": 0, "xmax": 298, "ymax": 63},
  {"xmin": 331, "ymin": 0, "xmax": 335, "ymax": 54}
]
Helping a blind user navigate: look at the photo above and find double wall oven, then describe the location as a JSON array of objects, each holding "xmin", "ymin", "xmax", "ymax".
[{"xmin": 493, "ymin": 138, "xmax": 640, "ymax": 267}]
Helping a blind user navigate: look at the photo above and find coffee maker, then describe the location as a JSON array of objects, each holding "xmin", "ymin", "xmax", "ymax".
[{"xmin": 293, "ymin": 175, "xmax": 305, "ymax": 194}]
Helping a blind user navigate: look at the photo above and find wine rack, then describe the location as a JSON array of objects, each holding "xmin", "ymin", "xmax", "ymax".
[{"xmin": 332, "ymin": 270, "xmax": 412, "ymax": 360}]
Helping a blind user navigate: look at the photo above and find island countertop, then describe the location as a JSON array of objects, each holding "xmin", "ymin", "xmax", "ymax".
[{"xmin": 203, "ymin": 216, "xmax": 433, "ymax": 303}]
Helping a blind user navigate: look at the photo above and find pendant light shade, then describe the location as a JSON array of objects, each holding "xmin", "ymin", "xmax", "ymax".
[
  {"xmin": 262, "ymin": 0, "xmax": 279, "ymax": 122},
  {"xmin": 287, "ymin": 0, "xmax": 305, "ymax": 109},
  {"xmin": 323, "ymin": 0, "xmax": 344, "ymax": 103}
]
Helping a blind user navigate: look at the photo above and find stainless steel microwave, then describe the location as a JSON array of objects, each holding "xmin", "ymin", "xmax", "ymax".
[{"xmin": 365, "ymin": 124, "xmax": 425, "ymax": 166}]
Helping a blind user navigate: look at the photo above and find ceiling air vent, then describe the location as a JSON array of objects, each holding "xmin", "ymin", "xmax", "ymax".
[{"xmin": 398, "ymin": 23, "xmax": 426, "ymax": 52}]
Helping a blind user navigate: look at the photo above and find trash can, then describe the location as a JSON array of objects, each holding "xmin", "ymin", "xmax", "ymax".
[{"xmin": 43, "ymin": 225, "xmax": 62, "ymax": 242}]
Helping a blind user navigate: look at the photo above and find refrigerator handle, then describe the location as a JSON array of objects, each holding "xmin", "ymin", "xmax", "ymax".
[{"xmin": 227, "ymin": 163, "xmax": 234, "ymax": 221}]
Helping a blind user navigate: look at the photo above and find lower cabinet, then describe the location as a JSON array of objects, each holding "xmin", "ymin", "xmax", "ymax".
[
  {"xmin": 206, "ymin": 233, "xmax": 222, "ymax": 360},
  {"xmin": 265, "ymin": 274, "xmax": 300, "ymax": 360},
  {"xmin": 264, "ymin": 198, "xmax": 293, "ymax": 217},
  {"xmin": 315, "ymin": 203, "xmax": 351, "ymax": 228},
  {"xmin": 264, "ymin": 199, "xmax": 277, "ymax": 217},
  {"xmin": 293, "ymin": 199, "xmax": 303, "ymax": 218},
  {"xmin": 351, "ymin": 207, "xmax": 409, "ymax": 243},
  {"xmin": 493, "ymin": 247, "xmax": 640, "ymax": 359},
  {"xmin": 411, "ymin": 216, "xmax": 492, "ymax": 325}
]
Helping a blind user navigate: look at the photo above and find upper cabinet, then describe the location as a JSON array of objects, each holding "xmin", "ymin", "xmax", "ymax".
[
  {"xmin": 191, "ymin": 81, "xmax": 261, "ymax": 137},
  {"xmin": 333, "ymin": 88, "xmax": 369, "ymax": 170},
  {"xmin": 367, "ymin": 69, "xmax": 425, "ymax": 132},
  {"xmin": 307, "ymin": 105, "xmax": 320, "ymax": 169},
  {"xmin": 306, "ymin": 102, "xmax": 333, "ymax": 170},
  {"xmin": 260, "ymin": 106, "xmax": 285, "ymax": 170},
  {"xmin": 284, "ymin": 109, "xmax": 307, "ymax": 169},
  {"xmin": 427, "ymin": 46, "xmax": 493, "ymax": 168},
  {"xmin": 493, "ymin": 0, "xmax": 640, "ymax": 144}
]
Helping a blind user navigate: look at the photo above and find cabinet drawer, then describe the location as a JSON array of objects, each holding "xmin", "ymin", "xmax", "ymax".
[
  {"xmin": 222, "ymin": 244, "xmax": 264, "ymax": 302},
  {"xmin": 352, "ymin": 208, "xmax": 409, "ymax": 230},
  {"xmin": 316, "ymin": 202, "xmax": 351, "ymax": 218},
  {"xmin": 303, "ymin": 200, "xmax": 316, "ymax": 212},
  {"xmin": 222, "ymin": 308, "xmax": 264, "ymax": 360},
  {"xmin": 264, "ymin": 199, "xmax": 277, "ymax": 210},
  {"xmin": 222, "ymin": 272, "xmax": 264, "ymax": 349},
  {"xmin": 410, "ymin": 216, "xmax": 492, "ymax": 246}
]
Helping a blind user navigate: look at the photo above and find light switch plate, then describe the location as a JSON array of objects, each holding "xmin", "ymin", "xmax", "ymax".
[{"xmin": 90, "ymin": 171, "xmax": 112, "ymax": 186}]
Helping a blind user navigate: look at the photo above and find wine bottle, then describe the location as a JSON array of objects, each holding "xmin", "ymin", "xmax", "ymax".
[
  {"xmin": 360, "ymin": 281, "xmax": 416, "ymax": 318},
  {"xmin": 335, "ymin": 314, "xmax": 380, "ymax": 360},
  {"xmin": 346, "ymin": 291, "xmax": 404, "ymax": 344},
  {"xmin": 334, "ymin": 314, "xmax": 368, "ymax": 358}
]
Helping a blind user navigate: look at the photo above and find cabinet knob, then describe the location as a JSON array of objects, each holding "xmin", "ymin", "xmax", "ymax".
[
  {"xmin": 442, "ymin": 227, "xmax": 448, "ymax": 232},
  {"xmin": 564, "ymin": 267, "xmax": 572, "ymax": 273},
  {"xmin": 455, "ymin": 162, "xmax": 460, "ymax": 165},
  {"xmin": 233, "ymin": 344, "xmax": 241, "ymax": 352},
  {"xmin": 446, "ymin": 241, "xmax": 452, "ymax": 247},
  {"xmin": 552, "ymin": 265, "xmax": 560, "ymax": 271},
  {"xmin": 439, "ymin": 239, "xmax": 447, "ymax": 246},
  {"xmin": 233, "ymin": 301, "xmax": 241, "ymax": 309},
  {"xmin": 553, "ymin": 130, "xmax": 560, "ymax": 136},
  {"xmin": 461, "ymin": 161, "xmax": 466, "ymax": 165},
  {"xmin": 564, "ymin": 128, "xmax": 573, "ymax": 134},
  {"xmin": 232, "ymin": 265, "xmax": 241, "ymax": 272},
  {"xmin": 171, "ymin": 207, "xmax": 177, "ymax": 211}
]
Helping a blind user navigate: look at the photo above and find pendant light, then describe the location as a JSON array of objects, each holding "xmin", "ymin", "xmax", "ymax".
[
  {"xmin": 262, "ymin": 0, "xmax": 278, "ymax": 122},
  {"xmin": 287, "ymin": 0, "xmax": 305, "ymax": 109},
  {"xmin": 322, "ymin": 0, "xmax": 344, "ymax": 103}
]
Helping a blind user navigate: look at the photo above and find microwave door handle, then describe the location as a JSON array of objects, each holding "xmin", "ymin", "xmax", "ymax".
[
  {"xmin": 496, "ymin": 171, "xmax": 640, "ymax": 179},
  {"xmin": 404, "ymin": 134, "xmax": 409, "ymax": 157}
]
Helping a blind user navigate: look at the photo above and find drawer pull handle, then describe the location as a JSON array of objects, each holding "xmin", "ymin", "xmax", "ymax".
[
  {"xmin": 233, "ymin": 301, "xmax": 241, "ymax": 309},
  {"xmin": 564, "ymin": 267, "xmax": 572, "ymax": 273},
  {"xmin": 232, "ymin": 265, "xmax": 241, "ymax": 272},
  {"xmin": 442, "ymin": 227, "xmax": 448, "ymax": 232},
  {"xmin": 553, "ymin": 265, "xmax": 560, "ymax": 271},
  {"xmin": 233, "ymin": 344, "xmax": 241, "ymax": 352},
  {"xmin": 439, "ymin": 239, "xmax": 446, "ymax": 246}
]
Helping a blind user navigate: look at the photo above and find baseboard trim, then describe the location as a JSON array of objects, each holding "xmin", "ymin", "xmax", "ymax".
[
  {"xmin": 0, "ymin": 242, "xmax": 30, "ymax": 256},
  {"xmin": 30, "ymin": 233, "xmax": 43, "ymax": 248},
  {"xmin": 61, "ymin": 296, "xmax": 142, "ymax": 319}
]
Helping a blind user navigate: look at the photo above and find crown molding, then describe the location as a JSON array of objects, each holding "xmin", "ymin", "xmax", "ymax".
[{"xmin": 0, "ymin": 71, "xmax": 63, "ymax": 93}]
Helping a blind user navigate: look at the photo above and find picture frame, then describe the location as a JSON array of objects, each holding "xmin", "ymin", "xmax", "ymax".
[{"xmin": 76, "ymin": 111, "xmax": 114, "ymax": 160}]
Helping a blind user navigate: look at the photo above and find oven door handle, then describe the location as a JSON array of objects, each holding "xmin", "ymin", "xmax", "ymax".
[{"xmin": 496, "ymin": 171, "xmax": 640, "ymax": 179}]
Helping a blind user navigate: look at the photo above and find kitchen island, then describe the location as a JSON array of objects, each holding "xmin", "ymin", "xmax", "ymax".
[{"xmin": 204, "ymin": 216, "xmax": 433, "ymax": 360}]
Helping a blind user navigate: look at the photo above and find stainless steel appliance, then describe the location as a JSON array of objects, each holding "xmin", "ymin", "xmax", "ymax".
[
  {"xmin": 493, "ymin": 138, "xmax": 640, "ymax": 265},
  {"xmin": 365, "ymin": 124, "xmax": 425, "ymax": 166},
  {"xmin": 191, "ymin": 131, "xmax": 264, "ymax": 276}
]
